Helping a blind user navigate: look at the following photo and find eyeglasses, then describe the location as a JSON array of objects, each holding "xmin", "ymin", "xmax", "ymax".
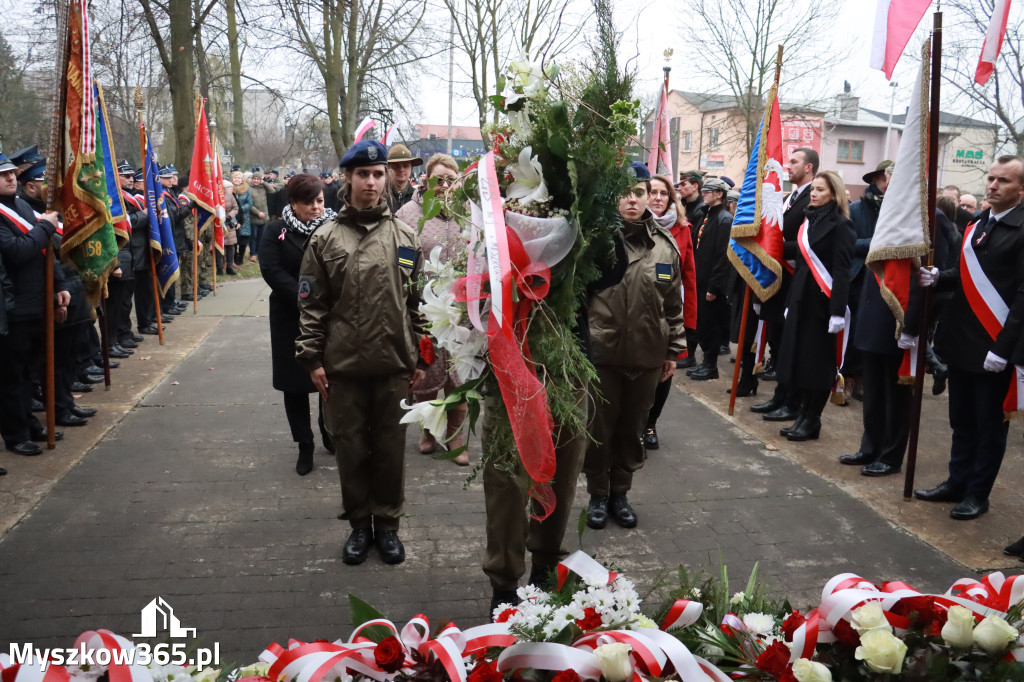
[{"xmin": 431, "ymin": 176, "xmax": 455, "ymax": 186}]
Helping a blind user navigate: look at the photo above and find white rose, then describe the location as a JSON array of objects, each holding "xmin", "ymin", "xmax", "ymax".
[
  {"xmin": 851, "ymin": 601, "xmax": 891, "ymax": 636},
  {"xmin": 593, "ymin": 643, "xmax": 633, "ymax": 682},
  {"xmin": 972, "ymin": 614, "xmax": 1018, "ymax": 653},
  {"xmin": 792, "ymin": 658, "xmax": 832, "ymax": 682},
  {"xmin": 742, "ymin": 612, "xmax": 776, "ymax": 636},
  {"xmin": 854, "ymin": 630, "xmax": 907, "ymax": 674},
  {"xmin": 730, "ymin": 591, "xmax": 745, "ymax": 605},
  {"xmin": 940, "ymin": 605, "xmax": 975, "ymax": 649}
]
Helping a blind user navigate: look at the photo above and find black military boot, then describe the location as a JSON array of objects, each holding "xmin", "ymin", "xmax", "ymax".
[
  {"xmin": 342, "ymin": 528, "xmax": 373, "ymax": 565},
  {"xmin": 296, "ymin": 441, "xmax": 314, "ymax": 476},
  {"xmin": 608, "ymin": 493, "xmax": 638, "ymax": 528},
  {"xmin": 586, "ymin": 495, "xmax": 608, "ymax": 529}
]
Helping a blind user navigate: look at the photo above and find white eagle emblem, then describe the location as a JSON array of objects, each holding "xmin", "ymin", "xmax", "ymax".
[{"xmin": 760, "ymin": 158, "xmax": 785, "ymax": 227}]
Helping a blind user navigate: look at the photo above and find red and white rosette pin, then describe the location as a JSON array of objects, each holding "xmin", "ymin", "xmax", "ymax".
[{"xmin": 556, "ymin": 551, "xmax": 618, "ymax": 591}]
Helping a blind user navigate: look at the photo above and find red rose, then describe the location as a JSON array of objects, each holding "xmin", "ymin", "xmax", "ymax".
[
  {"xmin": 575, "ymin": 606, "xmax": 603, "ymax": 631},
  {"xmin": 832, "ymin": 618, "xmax": 860, "ymax": 648},
  {"xmin": 373, "ymin": 635, "xmax": 405, "ymax": 673},
  {"xmin": 495, "ymin": 607, "xmax": 518, "ymax": 623},
  {"xmin": 777, "ymin": 669, "xmax": 798, "ymax": 682},
  {"xmin": 755, "ymin": 641, "xmax": 791, "ymax": 678},
  {"xmin": 468, "ymin": 659, "xmax": 503, "ymax": 682},
  {"xmin": 552, "ymin": 671, "xmax": 582, "ymax": 682},
  {"xmin": 781, "ymin": 610, "xmax": 806, "ymax": 642},
  {"xmin": 720, "ymin": 623, "xmax": 738, "ymax": 638},
  {"xmin": 419, "ymin": 335, "xmax": 435, "ymax": 365}
]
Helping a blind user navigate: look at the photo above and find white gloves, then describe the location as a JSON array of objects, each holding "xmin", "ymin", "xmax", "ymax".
[
  {"xmin": 752, "ymin": 303, "xmax": 761, "ymax": 315},
  {"xmin": 828, "ymin": 316, "xmax": 846, "ymax": 334},
  {"xmin": 784, "ymin": 308, "xmax": 788, "ymax": 319},
  {"xmin": 918, "ymin": 266, "xmax": 939, "ymax": 287},
  {"xmin": 983, "ymin": 351, "xmax": 1007, "ymax": 372},
  {"xmin": 897, "ymin": 333, "xmax": 917, "ymax": 350}
]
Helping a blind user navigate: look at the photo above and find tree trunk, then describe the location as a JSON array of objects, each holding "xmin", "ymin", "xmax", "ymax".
[
  {"xmin": 226, "ymin": 0, "xmax": 245, "ymax": 167},
  {"xmin": 169, "ymin": 0, "xmax": 196, "ymax": 168}
]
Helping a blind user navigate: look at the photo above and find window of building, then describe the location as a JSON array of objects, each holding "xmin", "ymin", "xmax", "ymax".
[
  {"xmin": 681, "ymin": 131, "xmax": 692, "ymax": 153},
  {"xmin": 709, "ymin": 128, "xmax": 720, "ymax": 151},
  {"xmin": 837, "ymin": 139, "xmax": 864, "ymax": 163}
]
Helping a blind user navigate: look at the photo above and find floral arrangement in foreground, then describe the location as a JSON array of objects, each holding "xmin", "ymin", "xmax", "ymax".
[{"xmin": 9, "ymin": 552, "xmax": 1024, "ymax": 682}]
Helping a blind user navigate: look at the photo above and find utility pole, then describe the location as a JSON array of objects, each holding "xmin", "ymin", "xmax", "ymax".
[{"xmin": 447, "ymin": 14, "xmax": 454, "ymax": 154}]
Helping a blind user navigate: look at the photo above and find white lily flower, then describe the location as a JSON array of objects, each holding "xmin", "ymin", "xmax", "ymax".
[
  {"xmin": 449, "ymin": 329, "xmax": 487, "ymax": 380},
  {"xmin": 503, "ymin": 53, "xmax": 546, "ymax": 106},
  {"xmin": 508, "ymin": 106, "xmax": 533, "ymax": 139},
  {"xmin": 507, "ymin": 146, "xmax": 550, "ymax": 205},
  {"xmin": 399, "ymin": 391, "xmax": 448, "ymax": 440},
  {"xmin": 420, "ymin": 280, "xmax": 464, "ymax": 346},
  {"xmin": 423, "ymin": 245, "xmax": 445, "ymax": 275}
]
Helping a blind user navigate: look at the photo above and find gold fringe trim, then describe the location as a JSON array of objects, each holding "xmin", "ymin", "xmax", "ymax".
[
  {"xmin": 866, "ymin": 244, "xmax": 927, "ymax": 263},
  {"xmin": 727, "ymin": 241, "xmax": 782, "ymax": 301},
  {"xmin": 897, "ymin": 376, "xmax": 916, "ymax": 385}
]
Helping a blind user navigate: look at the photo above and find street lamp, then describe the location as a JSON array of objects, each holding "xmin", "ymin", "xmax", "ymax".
[{"xmin": 885, "ymin": 81, "xmax": 898, "ymax": 158}]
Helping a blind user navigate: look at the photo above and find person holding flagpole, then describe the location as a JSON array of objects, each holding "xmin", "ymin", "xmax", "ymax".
[
  {"xmin": 915, "ymin": 155, "xmax": 1024, "ymax": 520},
  {"xmin": 775, "ymin": 170, "xmax": 855, "ymax": 442}
]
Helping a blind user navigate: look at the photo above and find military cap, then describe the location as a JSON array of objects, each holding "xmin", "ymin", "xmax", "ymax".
[
  {"xmin": 9, "ymin": 145, "xmax": 43, "ymax": 168},
  {"xmin": 727, "ymin": 189, "xmax": 740, "ymax": 203},
  {"xmin": 0, "ymin": 154, "xmax": 16, "ymax": 173},
  {"xmin": 862, "ymin": 160, "xmax": 894, "ymax": 185},
  {"xmin": 628, "ymin": 161, "xmax": 651, "ymax": 180},
  {"xmin": 680, "ymin": 169, "xmax": 705, "ymax": 185},
  {"xmin": 158, "ymin": 164, "xmax": 178, "ymax": 178},
  {"xmin": 720, "ymin": 176, "xmax": 736, "ymax": 188},
  {"xmin": 386, "ymin": 143, "xmax": 423, "ymax": 166},
  {"xmin": 231, "ymin": 165, "xmax": 241, "ymax": 172},
  {"xmin": 268, "ymin": 168, "xmax": 280, "ymax": 177},
  {"xmin": 250, "ymin": 167, "xmax": 262, "ymax": 174},
  {"xmin": 117, "ymin": 160, "xmax": 134, "ymax": 175},
  {"xmin": 18, "ymin": 160, "xmax": 46, "ymax": 184},
  {"xmin": 701, "ymin": 177, "xmax": 729, "ymax": 193},
  {"xmin": 340, "ymin": 140, "xmax": 389, "ymax": 169},
  {"xmin": 134, "ymin": 170, "xmax": 144, "ymax": 182}
]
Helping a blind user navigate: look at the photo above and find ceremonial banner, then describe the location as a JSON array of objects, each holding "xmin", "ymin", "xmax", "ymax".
[
  {"xmin": 865, "ymin": 40, "xmax": 931, "ymax": 336},
  {"xmin": 352, "ymin": 117, "xmax": 376, "ymax": 144},
  {"xmin": 187, "ymin": 100, "xmax": 221, "ymax": 250},
  {"xmin": 975, "ymin": 0, "xmax": 1012, "ymax": 85},
  {"xmin": 384, "ymin": 118, "xmax": 403, "ymax": 147},
  {"xmin": 142, "ymin": 133, "xmax": 180, "ymax": 295},
  {"xmin": 727, "ymin": 88, "xmax": 785, "ymax": 301},
  {"xmin": 211, "ymin": 135, "xmax": 226, "ymax": 254},
  {"xmin": 870, "ymin": 0, "xmax": 933, "ymax": 79},
  {"xmin": 52, "ymin": 0, "xmax": 120, "ymax": 303},
  {"xmin": 95, "ymin": 82, "xmax": 131, "ymax": 242},
  {"xmin": 646, "ymin": 83, "xmax": 673, "ymax": 178}
]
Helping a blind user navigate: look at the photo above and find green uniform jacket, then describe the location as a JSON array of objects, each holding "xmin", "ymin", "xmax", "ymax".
[
  {"xmin": 588, "ymin": 211, "xmax": 687, "ymax": 369},
  {"xmin": 295, "ymin": 201, "xmax": 427, "ymax": 375},
  {"xmin": 249, "ymin": 183, "xmax": 269, "ymax": 225}
]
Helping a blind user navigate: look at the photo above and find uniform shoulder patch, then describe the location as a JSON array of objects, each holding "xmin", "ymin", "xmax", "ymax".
[
  {"xmin": 655, "ymin": 262, "xmax": 673, "ymax": 281},
  {"xmin": 397, "ymin": 245, "xmax": 416, "ymax": 269},
  {"xmin": 298, "ymin": 276, "xmax": 313, "ymax": 300}
]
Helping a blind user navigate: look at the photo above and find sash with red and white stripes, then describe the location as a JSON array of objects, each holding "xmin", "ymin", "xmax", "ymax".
[
  {"xmin": 751, "ymin": 318, "xmax": 768, "ymax": 372},
  {"xmin": 0, "ymin": 202, "xmax": 37, "ymax": 234},
  {"xmin": 798, "ymin": 219, "xmax": 851, "ymax": 398},
  {"xmin": 960, "ymin": 219, "xmax": 1022, "ymax": 418},
  {"xmin": 120, "ymin": 191, "xmax": 142, "ymax": 235}
]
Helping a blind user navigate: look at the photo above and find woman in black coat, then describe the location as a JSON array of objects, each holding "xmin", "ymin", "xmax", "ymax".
[
  {"xmin": 776, "ymin": 171, "xmax": 855, "ymax": 441},
  {"xmin": 259, "ymin": 174, "xmax": 336, "ymax": 475}
]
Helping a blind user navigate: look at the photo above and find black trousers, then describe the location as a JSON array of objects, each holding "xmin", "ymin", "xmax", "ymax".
[
  {"xmin": 858, "ymin": 351, "xmax": 911, "ymax": 467},
  {"xmin": 766, "ymin": 318, "xmax": 800, "ymax": 410},
  {"xmin": 947, "ymin": 367, "xmax": 1012, "ymax": 499},
  {"xmin": 647, "ymin": 377, "xmax": 672, "ymax": 427},
  {"xmin": 841, "ymin": 270, "xmax": 866, "ymax": 376},
  {"xmin": 697, "ymin": 295, "xmax": 729, "ymax": 363},
  {"xmin": 54, "ymin": 322, "xmax": 88, "ymax": 416},
  {"xmin": 107, "ymin": 276, "xmax": 134, "ymax": 342},
  {"xmin": 282, "ymin": 392, "xmax": 330, "ymax": 446},
  {"xmin": 0, "ymin": 319, "xmax": 44, "ymax": 446},
  {"xmin": 234, "ymin": 236, "xmax": 250, "ymax": 264},
  {"xmin": 800, "ymin": 388, "xmax": 831, "ymax": 420},
  {"xmin": 134, "ymin": 268, "xmax": 157, "ymax": 329}
]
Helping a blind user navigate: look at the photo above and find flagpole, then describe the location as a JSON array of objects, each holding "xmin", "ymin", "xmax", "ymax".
[
  {"xmin": 903, "ymin": 12, "xmax": 942, "ymax": 500},
  {"xmin": 135, "ymin": 86, "xmax": 164, "ymax": 346},
  {"xmin": 192, "ymin": 94, "xmax": 201, "ymax": 315},
  {"xmin": 729, "ymin": 45, "xmax": 783, "ymax": 416},
  {"xmin": 99, "ymin": 295, "xmax": 112, "ymax": 390}
]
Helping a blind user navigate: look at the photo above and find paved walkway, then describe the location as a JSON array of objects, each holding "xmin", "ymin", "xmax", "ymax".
[{"xmin": 0, "ymin": 278, "xmax": 1014, "ymax": 663}]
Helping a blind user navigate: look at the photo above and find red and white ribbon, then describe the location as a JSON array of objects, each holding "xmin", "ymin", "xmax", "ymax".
[
  {"xmin": 352, "ymin": 117, "xmax": 376, "ymax": 144},
  {"xmin": 797, "ymin": 219, "xmax": 851, "ymax": 396},
  {"xmin": 556, "ymin": 551, "xmax": 618, "ymax": 591},
  {"xmin": 72, "ymin": 630, "xmax": 151, "ymax": 682},
  {"xmin": 0, "ymin": 203, "xmax": 38, "ymax": 235}
]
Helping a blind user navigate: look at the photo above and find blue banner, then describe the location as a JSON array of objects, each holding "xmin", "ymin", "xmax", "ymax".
[
  {"xmin": 94, "ymin": 82, "xmax": 130, "ymax": 242},
  {"xmin": 143, "ymin": 134, "xmax": 180, "ymax": 295}
]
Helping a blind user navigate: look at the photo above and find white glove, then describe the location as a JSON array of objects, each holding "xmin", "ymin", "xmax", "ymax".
[
  {"xmin": 918, "ymin": 266, "xmax": 939, "ymax": 287},
  {"xmin": 828, "ymin": 315, "xmax": 845, "ymax": 334},
  {"xmin": 784, "ymin": 308, "xmax": 788, "ymax": 319},
  {"xmin": 983, "ymin": 351, "xmax": 1007, "ymax": 372},
  {"xmin": 897, "ymin": 333, "xmax": 917, "ymax": 350},
  {"xmin": 752, "ymin": 303, "xmax": 761, "ymax": 315}
]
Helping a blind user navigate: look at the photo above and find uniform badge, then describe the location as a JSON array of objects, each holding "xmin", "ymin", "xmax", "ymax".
[
  {"xmin": 298, "ymin": 277, "xmax": 312, "ymax": 299},
  {"xmin": 655, "ymin": 263, "xmax": 672, "ymax": 281},
  {"xmin": 397, "ymin": 245, "xmax": 416, "ymax": 269},
  {"xmin": 367, "ymin": 146, "xmax": 378, "ymax": 160}
]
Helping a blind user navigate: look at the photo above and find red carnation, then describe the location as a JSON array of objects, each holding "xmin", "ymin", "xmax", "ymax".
[
  {"xmin": 781, "ymin": 610, "xmax": 807, "ymax": 642},
  {"xmin": 756, "ymin": 641, "xmax": 791, "ymax": 678},
  {"xmin": 832, "ymin": 618, "xmax": 860, "ymax": 647},
  {"xmin": 552, "ymin": 671, "xmax": 582, "ymax": 682},
  {"xmin": 720, "ymin": 623, "xmax": 738, "ymax": 638},
  {"xmin": 468, "ymin": 659, "xmax": 503, "ymax": 682},
  {"xmin": 575, "ymin": 606, "xmax": 603, "ymax": 631},
  {"xmin": 419, "ymin": 335, "xmax": 435, "ymax": 365},
  {"xmin": 495, "ymin": 607, "xmax": 518, "ymax": 623},
  {"xmin": 373, "ymin": 635, "xmax": 405, "ymax": 673}
]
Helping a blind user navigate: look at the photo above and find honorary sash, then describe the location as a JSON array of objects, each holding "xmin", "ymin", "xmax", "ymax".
[{"xmin": 798, "ymin": 219, "xmax": 851, "ymax": 399}]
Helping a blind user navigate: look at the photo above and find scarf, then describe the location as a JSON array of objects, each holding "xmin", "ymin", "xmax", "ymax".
[
  {"xmin": 804, "ymin": 202, "xmax": 837, "ymax": 230},
  {"xmin": 282, "ymin": 204, "xmax": 336, "ymax": 236},
  {"xmin": 653, "ymin": 208, "xmax": 677, "ymax": 229}
]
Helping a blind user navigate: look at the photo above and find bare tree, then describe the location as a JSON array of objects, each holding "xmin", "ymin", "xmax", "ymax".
[
  {"xmin": 677, "ymin": 0, "xmax": 848, "ymax": 158},
  {"xmin": 942, "ymin": 0, "xmax": 1024, "ymax": 157},
  {"xmin": 0, "ymin": 31, "xmax": 47, "ymax": 149},
  {"xmin": 443, "ymin": 0, "xmax": 588, "ymax": 142}
]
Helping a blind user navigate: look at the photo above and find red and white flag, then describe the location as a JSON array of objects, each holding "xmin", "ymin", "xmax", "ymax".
[
  {"xmin": 384, "ymin": 118, "xmax": 403, "ymax": 147},
  {"xmin": 870, "ymin": 0, "xmax": 933, "ymax": 79},
  {"xmin": 352, "ymin": 116, "xmax": 376, "ymax": 144},
  {"xmin": 975, "ymin": 0, "xmax": 1012, "ymax": 85},
  {"xmin": 647, "ymin": 83, "xmax": 673, "ymax": 178}
]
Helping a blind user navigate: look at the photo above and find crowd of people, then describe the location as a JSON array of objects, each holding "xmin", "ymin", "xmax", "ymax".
[{"xmin": 3, "ymin": 132, "xmax": 1022, "ymax": 611}]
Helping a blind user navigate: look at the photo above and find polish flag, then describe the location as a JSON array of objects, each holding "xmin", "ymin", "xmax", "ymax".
[
  {"xmin": 975, "ymin": 0, "xmax": 1012, "ymax": 85},
  {"xmin": 384, "ymin": 118, "xmax": 403, "ymax": 146},
  {"xmin": 870, "ymin": 0, "xmax": 933, "ymax": 79},
  {"xmin": 352, "ymin": 116, "xmax": 376, "ymax": 143},
  {"xmin": 646, "ymin": 83, "xmax": 673, "ymax": 178}
]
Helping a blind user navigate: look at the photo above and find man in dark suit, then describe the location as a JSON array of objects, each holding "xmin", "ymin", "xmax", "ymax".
[
  {"xmin": 916, "ymin": 155, "xmax": 1024, "ymax": 520},
  {"xmin": 751, "ymin": 146, "xmax": 817, "ymax": 421}
]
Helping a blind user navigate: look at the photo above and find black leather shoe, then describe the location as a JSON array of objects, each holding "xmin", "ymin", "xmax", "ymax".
[
  {"xmin": 342, "ymin": 528, "xmax": 373, "ymax": 565},
  {"xmin": 71, "ymin": 381, "xmax": 93, "ymax": 393},
  {"xmin": 107, "ymin": 347, "xmax": 131, "ymax": 359},
  {"xmin": 913, "ymin": 481, "xmax": 965, "ymax": 503},
  {"xmin": 1004, "ymin": 535, "xmax": 1024, "ymax": 559},
  {"xmin": 932, "ymin": 366, "xmax": 948, "ymax": 396},
  {"xmin": 760, "ymin": 358, "xmax": 777, "ymax": 381},
  {"xmin": 763, "ymin": 405, "xmax": 800, "ymax": 421},
  {"xmin": 786, "ymin": 417, "xmax": 821, "ymax": 441},
  {"xmin": 118, "ymin": 338, "xmax": 139, "ymax": 349},
  {"xmin": 862, "ymin": 461, "xmax": 900, "ymax": 477},
  {"xmin": 779, "ymin": 417, "xmax": 804, "ymax": 438},
  {"xmin": 728, "ymin": 379, "xmax": 758, "ymax": 397},
  {"xmin": 32, "ymin": 399, "xmax": 44, "ymax": 412},
  {"xmin": 174, "ymin": 302, "xmax": 188, "ymax": 312},
  {"xmin": 676, "ymin": 356, "xmax": 696, "ymax": 369},
  {"xmin": 586, "ymin": 495, "xmax": 608, "ymax": 529},
  {"xmin": 7, "ymin": 441, "xmax": 43, "ymax": 456},
  {"xmin": 750, "ymin": 397, "xmax": 783, "ymax": 414},
  {"xmin": 84, "ymin": 364, "xmax": 105, "ymax": 375},
  {"xmin": 128, "ymin": 334, "xmax": 145, "ymax": 343},
  {"xmin": 0, "ymin": 466, "xmax": 5, "ymax": 475},
  {"xmin": 839, "ymin": 452, "xmax": 874, "ymax": 465},
  {"xmin": 55, "ymin": 414, "xmax": 89, "ymax": 427},
  {"xmin": 79, "ymin": 374, "xmax": 104, "ymax": 384},
  {"xmin": 31, "ymin": 430, "xmax": 63, "ymax": 442},
  {"xmin": 950, "ymin": 496, "xmax": 989, "ymax": 520},
  {"xmin": 643, "ymin": 426, "xmax": 659, "ymax": 450},
  {"xmin": 608, "ymin": 494, "xmax": 638, "ymax": 528},
  {"xmin": 163, "ymin": 307, "xmax": 182, "ymax": 316},
  {"xmin": 375, "ymin": 529, "xmax": 406, "ymax": 564},
  {"xmin": 490, "ymin": 589, "xmax": 520, "ymax": 615},
  {"xmin": 296, "ymin": 442, "xmax": 314, "ymax": 476},
  {"xmin": 139, "ymin": 325, "xmax": 164, "ymax": 335},
  {"xmin": 114, "ymin": 344, "xmax": 134, "ymax": 355},
  {"xmin": 71, "ymin": 406, "xmax": 97, "ymax": 418},
  {"xmin": 690, "ymin": 365, "xmax": 719, "ymax": 381}
]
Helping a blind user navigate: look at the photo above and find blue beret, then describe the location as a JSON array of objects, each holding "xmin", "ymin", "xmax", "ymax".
[
  {"xmin": 629, "ymin": 161, "xmax": 651, "ymax": 180},
  {"xmin": 0, "ymin": 154, "xmax": 16, "ymax": 173},
  {"xmin": 340, "ymin": 140, "xmax": 388, "ymax": 169},
  {"xmin": 720, "ymin": 176, "xmax": 735, "ymax": 188},
  {"xmin": 18, "ymin": 160, "xmax": 46, "ymax": 184}
]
